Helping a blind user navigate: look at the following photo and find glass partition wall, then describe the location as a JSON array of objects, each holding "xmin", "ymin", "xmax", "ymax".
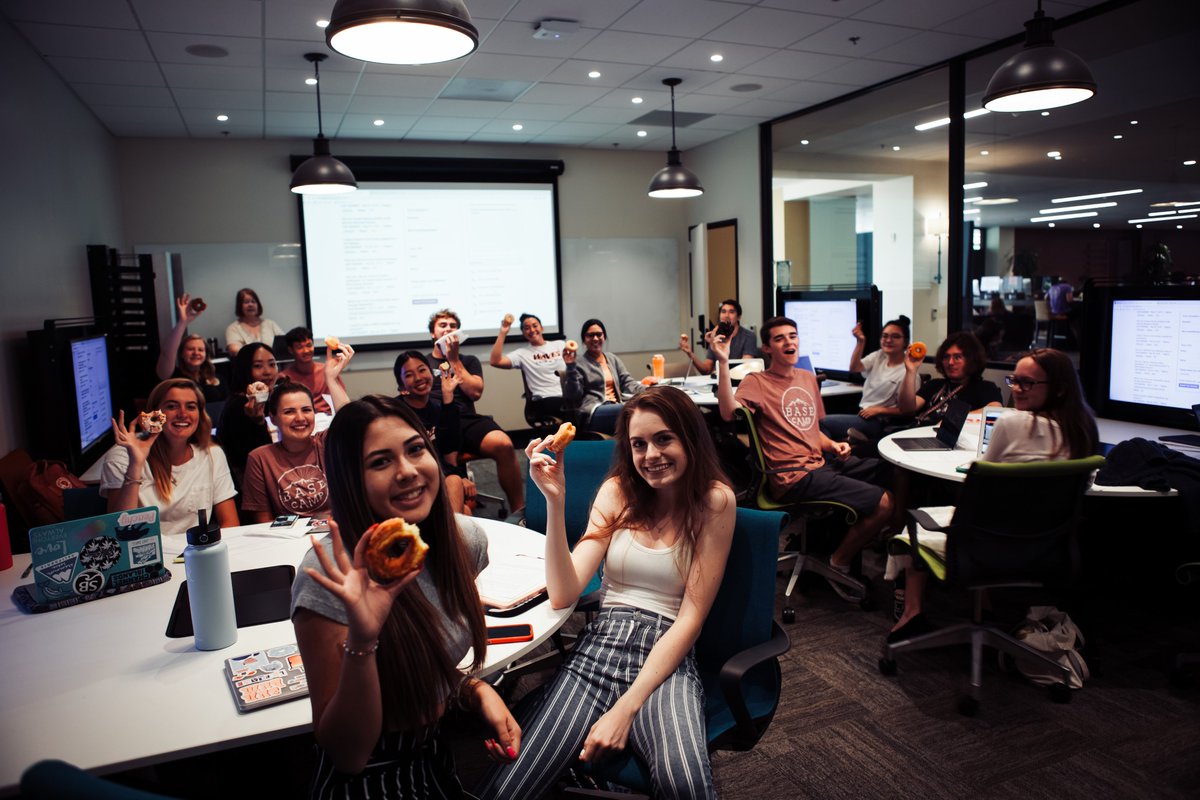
[{"xmin": 765, "ymin": 0, "xmax": 1199, "ymax": 363}]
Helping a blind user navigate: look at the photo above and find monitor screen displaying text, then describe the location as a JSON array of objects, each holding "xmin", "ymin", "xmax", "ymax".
[{"xmin": 1109, "ymin": 299, "xmax": 1200, "ymax": 410}]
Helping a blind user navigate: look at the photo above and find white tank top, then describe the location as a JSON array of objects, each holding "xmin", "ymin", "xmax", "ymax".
[{"xmin": 599, "ymin": 528, "xmax": 690, "ymax": 619}]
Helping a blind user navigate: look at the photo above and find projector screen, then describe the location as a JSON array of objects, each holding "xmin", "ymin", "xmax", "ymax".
[
  {"xmin": 301, "ymin": 182, "xmax": 560, "ymax": 347},
  {"xmin": 1109, "ymin": 298, "xmax": 1200, "ymax": 410}
]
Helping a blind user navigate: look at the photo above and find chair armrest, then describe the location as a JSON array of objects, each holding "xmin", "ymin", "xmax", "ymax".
[
  {"xmin": 718, "ymin": 622, "xmax": 791, "ymax": 739},
  {"xmin": 907, "ymin": 507, "xmax": 950, "ymax": 533}
]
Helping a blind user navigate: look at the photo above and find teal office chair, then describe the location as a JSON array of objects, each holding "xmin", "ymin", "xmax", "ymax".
[
  {"xmin": 575, "ymin": 507, "xmax": 792, "ymax": 796},
  {"xmin": 880, "ymin": 456, "xmax": 1105, "ymax": 715},
  {"xmin": 22, "ymin": 760, "xmax": 177, "ymax": 799},
  {"xmin": 736, "ymin": 406, "xmax": 868, "ymax": 621}
]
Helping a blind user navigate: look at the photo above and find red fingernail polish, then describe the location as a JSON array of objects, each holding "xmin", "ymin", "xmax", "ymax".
[{"xmin": 507, "ymin": 746, "xmax": 517, "ymax": 758}]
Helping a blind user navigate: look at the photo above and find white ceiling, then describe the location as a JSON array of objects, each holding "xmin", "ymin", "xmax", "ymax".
[{"xmin": 0, "ymin": 0, "xmax": 1109, "ymax": 151}]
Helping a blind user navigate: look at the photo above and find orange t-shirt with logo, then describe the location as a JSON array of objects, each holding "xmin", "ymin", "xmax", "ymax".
[{"xmin": 735, "ymin": 369, "xmax": 826, "ymax": 496}]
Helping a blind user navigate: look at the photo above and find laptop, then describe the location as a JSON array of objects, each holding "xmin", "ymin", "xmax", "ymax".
[
  {"xmin": 18, "ymin": 506, "xmax": 168, "ymax": 611},
  {"xmin": 976, "ymin": 406, "xmax": 1009, "ymax": 458},
  {"xmin": 894, "ymin": 399, "xmax": 970, "ymax": 451}
]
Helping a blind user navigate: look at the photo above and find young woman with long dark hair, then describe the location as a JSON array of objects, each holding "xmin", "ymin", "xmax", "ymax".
[
  {"xmin": 482, "ymin": 386, "xmax": 735, "ymax": 800},
  {"xmin": 156, "ymin": 293, "xmax": 227, "ymax": 403},
  {"xmin": 291, "ymin": 395, "xmax": 518, "ymax": 798}
]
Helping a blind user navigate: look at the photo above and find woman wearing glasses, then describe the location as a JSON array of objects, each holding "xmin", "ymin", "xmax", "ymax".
[
  {"xmin": 821, "ymin": 315, "xmax": 920, "ymax": 444},
  {"xmin": 897, "ymin": 331, "xmax": 1002, "ymax": 423},
  {"xmin": 886, "ymin": 347, "xmax": 1098, "ymax": 642},
  {"xmin": 563, "ymin": 318, "xmax": 653, "ymax": 434}
]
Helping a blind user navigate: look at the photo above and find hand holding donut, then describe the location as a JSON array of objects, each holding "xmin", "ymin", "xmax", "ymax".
[{"xmin": 111, "ymin": 410, "xmax": 157, "ymax": 464}]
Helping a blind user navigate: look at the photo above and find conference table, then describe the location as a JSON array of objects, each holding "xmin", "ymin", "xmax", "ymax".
[
  {"xmin": 0, "ymin": 516, "xmax": 571, "ymax": 796},
  {"xmin": 878, "ymin": 415, "xmax": 1191, "ymax": 497}
]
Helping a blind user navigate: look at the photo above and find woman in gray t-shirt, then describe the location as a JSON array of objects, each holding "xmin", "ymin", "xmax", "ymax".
[{"xmin": 291, "ymin": 395, "xmax": 519, "ymax": 798}]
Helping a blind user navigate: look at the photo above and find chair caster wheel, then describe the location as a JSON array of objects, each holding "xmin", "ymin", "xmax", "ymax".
[
  {"xmin": 782, "ymin": 607, "xmax": 796, "ymax": 624},
  {"xmin": 878, "ymin": 658, "xmax": 897, "ymax": 676},
  {"xmin": 1050, "ymin": 683, "xmax": 1072, "ymax": 704},
  {"xmin": 958, "ymin": 696, "xmax": 979, "ymax": 716}
]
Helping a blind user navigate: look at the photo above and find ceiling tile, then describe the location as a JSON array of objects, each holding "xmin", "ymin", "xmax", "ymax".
[
  {"xmin": 693, "ymin": 74, "xmax": 794, "ymax": 97},
  {"xmin": 264, "ymin": 67, "xmax": 361, "ymax": 95},
  {"xmin": 545, "ymin": 121, "xmax": 622, "ymax": 137},
  {"xmin": 267, "ymin": 90, "xmax": 352, "ymax": 113},
  {"xmin": 337, "ymin": 114, "xmax": 417, "ymax": 135},
  {"xmin": 476, "ymin": 118, "xmax": 552, "ymax": 135},
  {"xmin": 592, "ymin": 87, "xmax": 668, "ymax": 109},
  {"xmin": 15, "ymin": 22, "xmax": 153, "ymax": 60},
  {"xmin": 477, "ymin": 19, "xmax": 598, "ymax": 58},
  {"xmin": 792, "ymin": 18, "xmax": 922, "ymax": 58},
  {"xmin": 46, "ymin": 55, "xmax": 165, "ymax": 86},
  {"xmin": 263, "ymin": 38, "xmax": 365, "ymax": 73},
  {"xmin": 495, "ymin": 102, "xmax": 578, "ymax": 121},
  {"xmin": 516, "ymin": 82, "xmax": 609, "ymax": 106},
  {"xmin": 540, "ymin": 59, "xmax": 648, "ymax": 87},
  {"xmin": 869, "ymin": 30, "xmax": 990, "ymax": 65},
  {"xmin": 72, "ymin": 83, "xmax": 175, "ymax": 108},
  {"xmin": 172, "ymin": 87, "xmax": 264, "ymax": 111},
  {"xmin": 179, "ymin": 107, "xmax": 263, "ymax": 131},
  {"xmin": 742, "ymin": 49, "xmax": 850, "ymax": 80},
  {"xmin": 262, "ymin": 0, "xmax": 334, "ymax": 40},
  {"xmin": 344, "ymin": 95, "xmax": 431, "ymax": 115},
  {"xmin": 566, "ymin": 106, "xmax": 643, "ymax": 125},
  {"xmin": 455, "ymin": 52, "xmax": 563, "ymax": 81},
  {"xmin": 424, "ymin": 99, "xmax": 508, "ymax": 119},
  {"xmin": 145, "ymin": 31, "xmax": 263, "ymax": 67},
  {"xmin": 129, "ymin": 0, "xmax": 262, "ymax": 37},
  {"xmin": 609, "ymin": 0, "xmax": 744, "ymax": 39},
  {"xmin": 89, "ymin": 104, "xmax": 186, "ymax": 134},
  {"xmin": 759, "ymin": 0, "xmax": 879, "ymax": 14},
  {"xmin": 573, "ymin": 30, "xmax": 693, "ymax": 66},
  {"xmin": 764, "ymin": 80, "xmax": 855, "ymax": 107},
  {"xmin": 687, "ymin": 113, "xmax": 762, "ymax": 132},
  {"xmin": 353, "ymin": 74, "xmax": 450, "ymax": 99},
  {"xmin": 1, "ymin": 0, "xmax": 138, "ymax": 28},
  {"xmin": 409, "ymin": 116, "xmax": 487, "ymax": 133},
  {"xmin": 160, "ymin": 62, "xmax": 263, "ymax": 91},
  {"xmin": 854, "ymin": 0, "xmax": 993, "ymax": 28},
  {"xmin": 706, "ymin": 8, "xmax": 837, "ymax": 49},
  {"xmin": 723, "ymin": 98, "xmax": 801, "ymax": 119},
  {"xmin": 621, "ymin": 67, "xmax": 724, "ymax": 94},
  {"xmin": 810, "ymin": 58, "xmax": 919, "ymax": 88},
  {"xmin": 505, "ymin": 0, "xmax": 640, "ymax": 29},
  {"xmin": 657, "ymin": 40, "xmax": 778, "ymax": 73}
]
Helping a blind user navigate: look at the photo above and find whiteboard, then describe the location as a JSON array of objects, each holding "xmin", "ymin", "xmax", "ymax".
[{"xmin": 561, "ymin": 238, "xmax": 680, "ymax": 352}]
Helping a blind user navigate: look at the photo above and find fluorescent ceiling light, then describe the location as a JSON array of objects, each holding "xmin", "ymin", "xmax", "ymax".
[
  {"xmin": 1150, "ymin": 200, "xmax": 1200, "ymax": 208},
  {"xmin": 963, "ymin": 208, "xmax": 981, "ymax": 215},
  {"xmin": 1127, "ymin": 214, "xmax": 1197, "ymax": 224},
  {"xmin": 963, "ymin": 197, "xmax": 983, "ymax": 204},
  {"xmin": 963, "ymin": 181, "xmax": 988, "ymax": 190},
  {"xmin": 1051, "ymin": 189, "xmax": 1142, "ymax": 203},
  {"xmin": 975, "ymin": 198, "xmax": 1019, "ymax": 205},
  {"xmin": 914, "ymin": 108, "xmax": 990, "ymax": 131},
  {"xmin": 1030, "ymin": 211, "xmax": 1097, "ymax": 222},
  {"xmin": 1036, "ymin": 202, "xmax": 1116, "ymax": 214}
]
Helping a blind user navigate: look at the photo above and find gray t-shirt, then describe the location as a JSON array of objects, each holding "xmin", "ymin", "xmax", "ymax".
[{"xmin": 290, "ymin": 514, "xmax": 489, "ymax": 663}]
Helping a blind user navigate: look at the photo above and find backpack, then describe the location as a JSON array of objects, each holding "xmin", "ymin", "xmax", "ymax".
[
  {"xmin": 1006, "ymin": 605, "xmax": 1090, "ymax": 689},
  {"xmin": 19, "ymin": 460, "xmax": 86, "ymax": 527}
]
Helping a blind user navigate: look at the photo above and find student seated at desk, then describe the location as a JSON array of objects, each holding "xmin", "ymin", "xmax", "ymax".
[
  {"xmin": 101, "ymin": 378, "xmax": 237, "ymax": 536},
  {"xmin": 897, "ymin": 331, "xmax": 1002, "ymax": 424},
  {"xmin": 292, "ymin": 396, "xmax": 518, "ymax": 797},
  {"xmin": 563, "ymin": 317, "xmax": 654, "ymax": 434},
  {"xmin": 394, "ymin": 350, "xmax": 474, "ymax": 515},
  {"xmin": 714, "ymin": 317, "xmax": 893, "ymax": 599},
  {"xmin": 241, "ymin": 346, "xmax": 354, "ymax": 523},
  {"xmin": 887, "ymin": 348, "xmax": 1099, "ymax": 642},
  {"xmin": 156, "ymin": 292, "xmax": 227, "ymax": 403},
  {"xmin": 489, "ymin": 312, "xmax": 566, "ymax": 419},
  {"xmin": 678, "ymin": 298, "xmax": 758, "ymax": 374},
  {"xmin": 820, "ymin": 315, "xmax": 919, "ymax": 444},
  {"xmin": 481, "ymin": 387, "xmax": 735, "ymax": 800},
  {"xmin": 279, "ymin": 326, "xmax": 343, "ymax": 414}
]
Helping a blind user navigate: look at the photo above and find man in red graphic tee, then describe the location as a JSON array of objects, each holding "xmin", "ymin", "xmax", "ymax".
[{"xmin": 714, "ymin": 316, "xmax": 893, "ymax": 589}]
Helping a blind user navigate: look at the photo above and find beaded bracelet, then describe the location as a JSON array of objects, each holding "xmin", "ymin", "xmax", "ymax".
[{"xmin": 342, "ymin": 640, "xmax": 379, "ymax": 657}]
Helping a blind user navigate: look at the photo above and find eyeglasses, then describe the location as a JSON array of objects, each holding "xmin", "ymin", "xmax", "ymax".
[
  {"xmin": 880, "ymin": 333, "xmax": 904, "ymax": 340},
  {"xmin": 1004, "ymin": 375, "xmax": 1050, "ymax": 390},
  {"xmin": 583, "ymin": 331, "xmax": 605, "ymax": 339},
  {"xmin": 943, "ymin": 353, "xmax": 966, "ymax": 362}
]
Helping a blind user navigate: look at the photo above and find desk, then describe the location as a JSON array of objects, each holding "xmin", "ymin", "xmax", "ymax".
[
  {"xmin": 0, "ymin": 517, "xmax": 571, "ymax": 795},
  {"xmin": 663, "ymin": 374, "xmax": 862, "ymax": 407},
  {"xmin": 878, "ymin": 418, "xmax": 1186, "ymax": 497}
]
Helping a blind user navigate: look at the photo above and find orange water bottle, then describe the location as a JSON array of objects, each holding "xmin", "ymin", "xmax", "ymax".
[{"xmin": 652, "ymin": 353, "xmax": 665, "ymax": 380}]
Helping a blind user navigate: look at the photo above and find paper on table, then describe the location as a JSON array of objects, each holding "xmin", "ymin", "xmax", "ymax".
[{"xmin": 476, "ymin": 553, "xmax": 546, "ymax": 610}]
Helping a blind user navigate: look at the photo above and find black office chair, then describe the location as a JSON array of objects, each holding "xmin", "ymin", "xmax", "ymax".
[
  {"xmin": 519, "ymin": 367, "xmax": 564, "ymax": 434},
  {"xmin": 735, "ymin": 406, "xmax": 869, "ymax": 622},
  {"xmin": 879, "ymin": 456, "xmax": 1105, "ymax": 715}
]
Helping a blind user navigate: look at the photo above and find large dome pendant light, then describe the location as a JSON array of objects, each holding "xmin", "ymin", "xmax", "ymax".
[
  {"xmin": 982, "ymin": 1, "xmax": 1096, "ymax": 113},
  {"xmin": 326, "ymin": 0, "xmax": 478, "ymax": 65},
  {"xmin": 290, "ymin": 53, "xmax": 357, "ymax": 195},
  {"xmin": 647, "ymin": 78, "xmax": 704, "ymax": 199}
]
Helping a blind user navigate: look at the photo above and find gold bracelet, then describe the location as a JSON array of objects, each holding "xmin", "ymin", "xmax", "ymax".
[
  {"xmin": 122, "ymin": 476, "xmax": 145, "ymax": 487},
  {"xmin": 342, "ymin": 640, "xmax": 379, "ymax": 657}
]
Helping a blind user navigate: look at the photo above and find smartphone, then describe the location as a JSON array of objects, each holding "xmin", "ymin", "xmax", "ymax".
[
  {"xmin": 486, "ymin": 624, "xmax": 534, "ymax": 645},
  {"xmin": 271, "ymin": 514, "xmax": 299, "ymax": 528},
  {"xmin": 715, "ymin": 321, "xmax": 734, "ymax": 339}
]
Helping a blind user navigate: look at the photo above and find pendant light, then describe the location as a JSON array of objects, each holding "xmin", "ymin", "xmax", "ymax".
[
  {"xmin": 290, "ymin": 53, "xmax": 357, "ymax": 195},
  {"xmin": 647, "ymin": 78, "xmax": 704, "ymax": 199},
  {"xmin": 326, "ymin": 0, "xmax": 478, "ymax": 65},
  {"xmin": 982, "ymin": 1, "xmax": 1096, "ymax": 113}
]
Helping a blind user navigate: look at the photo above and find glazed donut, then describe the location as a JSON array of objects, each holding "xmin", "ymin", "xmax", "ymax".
[
  {"xmin": 564, "ymin": 340, "xmax": 578, "ymax": 353},
  {"xmin": 189, "ymin": 297, "xmax": 207, "ymax": 314},
  {"xmin": 364, "ymin": 518, "xmax": 429, "ymax": 582},
  {"xmin": 503, "ymin": 313, "xmax": 515, "ymax": 325},
  {"xmin": 324, "ymin": 335, "xmax": 341, "ymax": 352},
  {"xmin": 439, "ymin": 361, "xmax": 450, "ymax": 373},
  {"xmin": 908, "ymin": 342, "xmax": 927, "ymax": 360},
  {"xmin": 138, "ymin": 410, "xmax": 166, "ymax": 434},
  {"xmin": 545, "ymin": 421, "xmax": 576, "ymax": 453}
]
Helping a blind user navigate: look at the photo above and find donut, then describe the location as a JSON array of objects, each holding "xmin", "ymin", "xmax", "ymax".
[
  {"xmin": 189, "ymin": 297, "xmax": 207, "ymax": 314},
  {"xmin": 564, "ymin": 340, "xmax": 578, "ymax": 353},
  {"xmin": 324, "ymin": 335, "xmax": 341, "ymax": 352},
  {"xmin": 545, "ymin": 421, "xmax": 576, "ymax": 453},
  {"xmin": 364, "ymin": 518, "xmax": 428, "ymax": 582},
  {"xmin": 503, "ymin": 313, "xmax": 514, "ymax": 325},
  {"xmin": 908, "ymin": 342, "xmax": 927, "ymax": 360},
  {"xmin": 679, "ymin": 333, "xmax": 688, "ymax": 344},
  {"xmin": 138, "ymin": 410, "xmax": 166, "ymax": 434},
  {"xmin": 439, "ymin": 361, "xmax": 450, "ymax": 373}
]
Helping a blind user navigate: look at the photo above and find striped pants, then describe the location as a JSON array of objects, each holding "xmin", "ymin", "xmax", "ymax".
[
  {"xmin": 480, "ymin": 607, "xmax": 715, "ymax": 800},
  {"xmin": 311, "ymin": 725, "xmax": 470, "ymax": 800}
]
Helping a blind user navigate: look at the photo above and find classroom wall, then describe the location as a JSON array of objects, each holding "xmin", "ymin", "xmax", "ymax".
[
  {"xmin": 114, "ymin": 137, "xmax": 694, "ymax": 429},
  {"xmin": 0, "ymin": 16, "xmax": 124, "ymax": 458}
]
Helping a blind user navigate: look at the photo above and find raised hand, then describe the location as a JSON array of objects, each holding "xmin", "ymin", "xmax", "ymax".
[
  {"xmin": 524, "ymin": 438, "xmax": 566, "ymax": 503},
  {"xmin": 324, "ymin": 341, "xmax": 355, "ymax": 381},
  {"xmin": 678, "ymin": 333, "xmax": 693, "ymax": 357},
  {"xmin": 852, "ymin": 321, "xmax": 865, "ymax": 342},
  {"xmin": 111, "ymin": 410, "xmax": 157, "ymax": 463}
]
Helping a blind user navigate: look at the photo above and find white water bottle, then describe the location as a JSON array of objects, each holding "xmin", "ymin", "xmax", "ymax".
[{"xmin": 184, "ymin": 510, "xmax": 237, "ymax": 650}]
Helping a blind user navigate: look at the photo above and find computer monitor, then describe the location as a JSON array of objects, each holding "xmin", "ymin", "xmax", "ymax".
[
  {"xmin": 1081, "ymin": 284, "xmax": 1200, "ymax": 430},
  {"xmin": 777, "ymin": 285, "xmax": 882, "ymax": 381},
  {"xmin": 70, "ymin": 335, "xmax": 113, "ymax": 456},
  {"xmin": 979, "ymin": 276, "xmax": 1002, "ymax": 294}
]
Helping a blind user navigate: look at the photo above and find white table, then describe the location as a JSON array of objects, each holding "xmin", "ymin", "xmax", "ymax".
[
  {"xmin": 0, "ymin": 517, "xmax": 571, "ymax": 796},
  {"xmin": 663, "ymin": 374, "xmax": 862, "ymax": 407},
  {"xmin": 878, "ymin": 417, "xmax": 1188, "ymax": 497}
]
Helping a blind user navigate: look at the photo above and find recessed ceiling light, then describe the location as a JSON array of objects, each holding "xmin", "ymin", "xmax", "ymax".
[
  {"xmin": 637, "ymin": 130, "xmax": 647, "ymax": 137},
  {"xmin": 1093, "ymin": 223, "xmax": 1100, "ymax": 228},
  {"xmin": 1137, "ymin": 224, "xmax": 1143, "ymax": 228},
  {"xmin": 632, "ymin": 96, "xmax": 643, "ymax": 104},
  {"xmin": 980, "ymin": 150, "xmax": 990, "ymax": 156},
  {"xmin": 1113, "ymin": 134, "xmax": 1123, "ymax": 140},
  {"xmin": 975, "ymin": 197, "xmax": 1019, "ymax": 205},
  {"xmin": 373, "ymin": 119, "xmax": 385, "ymax": 126},
  {"xmin": 1031, "ymin": 211, "xmax": 1097, "ymax": 222},
  {"xmin": 1054, "ymin": 156, "xmax": 1062, "ymax": 160},
  {"xmin": 892, "ymin": 145, "xmax": 901, "ymax": 151},
  {"xmin": 512, "ymin": 123, "xmax": 523, "ymax": 131},
  {"xmin": 710, "ymin": 54, "xmax": 723, "ymax": 62},
  {"xmin": 216, "ymin": 114, "xmax": 228, "ymax": 122},
  {"xmin": 305, "ymin": 77, "xmax": 318, "ymax": 85},
  {"xmin": 1052, "ymin": 188, "xmax": 1142, "ymax": 203},
  {"xmin": 1049, "ymin": 222, "xmax": 1055, "ymax": 227},
  {"xmin": 1038, "ymin": 202, "xmax": 1116, "ymax": 214},
  {"xmin": 1127, "ymin": 214, "xmax": 1197, "ymax": 223},
  {"xmin": 1185, "ymin": 160, "xmax": 1197, "ymax": 166},
  {"xmin": 1179, "ymin": 225, "xmax": 1184, "ymax": 229},
  {"xmin": 800, "ymin": 139, "xmax": 810, "ymax": 145},
  {"xmin": 964, "ymin": 181, "xmax": 988, "ymax": 190},
  {"xmin": 1047, "ymin": 150, "xmax": 1061, "ymax": 158},
  {"xmin": 316, "ymin": 19, "xmax": 329, "ymax": 29},
  {"xmin": 1130, "ymin": 120, "xmax": 1138, "ymax": 125},
  {"xmin": 1041, "ymin": 111, "xmax": 1050, "ymax": 116},
  {"xmin": 588, "ymin": 70, "xmax": 601, "ymax": 78}
]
